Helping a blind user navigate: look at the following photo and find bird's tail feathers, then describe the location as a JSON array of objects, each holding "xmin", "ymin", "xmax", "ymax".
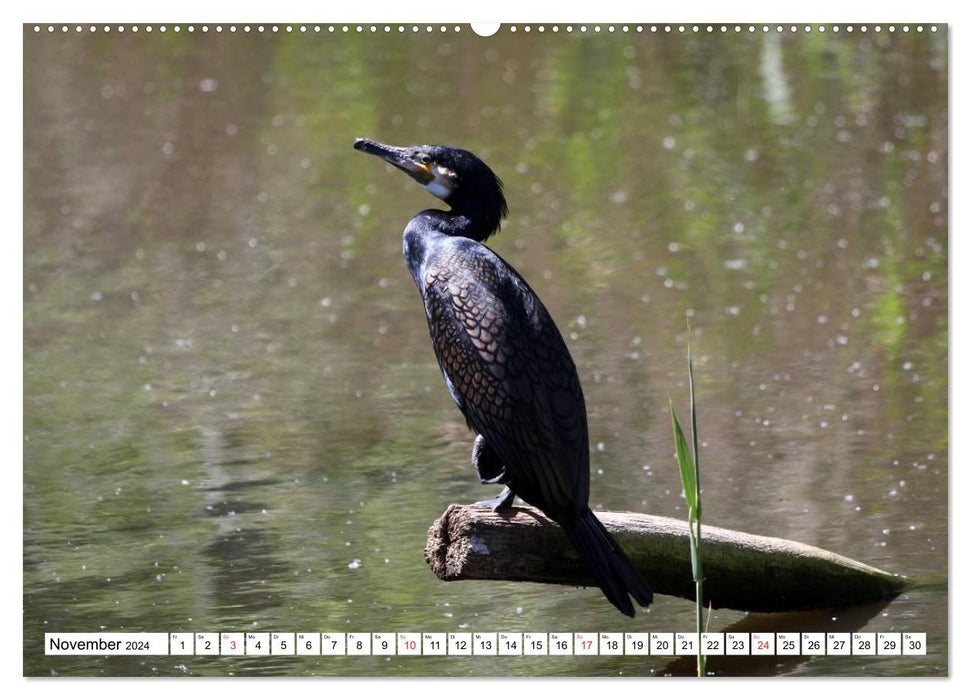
[{"xmin": 561, "ymin": 509, "xmax": 654, "ymax": 617}]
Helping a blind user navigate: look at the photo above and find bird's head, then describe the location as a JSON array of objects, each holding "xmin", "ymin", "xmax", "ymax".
[{"xmin": 354, "ymin": 138, "xmax": 508, "ymax": 241}]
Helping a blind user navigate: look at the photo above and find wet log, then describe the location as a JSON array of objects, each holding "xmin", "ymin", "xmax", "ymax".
[{"xmin": 425, "ymin": 504, "xmax": 910, "ymax": 612}]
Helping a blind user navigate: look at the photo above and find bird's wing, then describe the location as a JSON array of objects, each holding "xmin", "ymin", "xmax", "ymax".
[{"xmin": 421, "ymin": 251, "xmax": 589, "ymax": 515}]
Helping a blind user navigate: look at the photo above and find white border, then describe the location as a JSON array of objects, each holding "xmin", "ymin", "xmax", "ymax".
[{"xmin": 7, "ymin": 1, "xmax": 962, "ymax": 697}]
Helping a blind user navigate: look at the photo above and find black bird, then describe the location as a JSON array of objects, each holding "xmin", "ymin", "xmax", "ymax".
[{"xmin": 353, "ymin": 138, "xmax": 653, "ymax": 617}]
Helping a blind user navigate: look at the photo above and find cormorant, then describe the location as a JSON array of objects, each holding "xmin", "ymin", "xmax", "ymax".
[{"xmin": 353, "ymin": 138, "xmax": 653, "ymax": 617}]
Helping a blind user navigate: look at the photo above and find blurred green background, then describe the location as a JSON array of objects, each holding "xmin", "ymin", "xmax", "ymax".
[{"xmin": 23, "ymin": 24, "xmax": 947, "ymax": 676}]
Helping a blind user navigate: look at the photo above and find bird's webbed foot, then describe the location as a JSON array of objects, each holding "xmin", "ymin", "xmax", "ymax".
[
  {"xmin": 473, "ymin": 486, "xmax": 516, "ymax": 512},
  {"xmin": 471, "ymin": 434, "xmax": 507, "ymax": 484},
  {"xmin": 471, "ymin": 435, "xmax": 515, "ymax": 512}
]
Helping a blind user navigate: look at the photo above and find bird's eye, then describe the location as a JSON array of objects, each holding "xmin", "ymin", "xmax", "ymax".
[{"xmin": 420, "ymin": 154, "xmax": 432, "ymax": 164}]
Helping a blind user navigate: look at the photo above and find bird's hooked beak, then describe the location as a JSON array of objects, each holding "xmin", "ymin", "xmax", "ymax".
[{"xmin": 353, "ymin": 138, "xmax": 435, "ymax": 186}]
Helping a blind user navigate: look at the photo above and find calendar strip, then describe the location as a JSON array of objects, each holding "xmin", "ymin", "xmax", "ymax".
[{"xmin": 45, "ymin": 632, "xmax": 927, "ymax": 656}]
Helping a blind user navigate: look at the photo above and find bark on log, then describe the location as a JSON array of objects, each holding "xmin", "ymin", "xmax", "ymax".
[{"xmin": 425, "ymin": 504, "xmax": 910, "ymax": 612}]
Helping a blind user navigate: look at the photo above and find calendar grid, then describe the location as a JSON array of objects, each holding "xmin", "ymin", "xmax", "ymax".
[{"xmin": 44, "ymin": 632, "xmax": 927, "ymax": 657}]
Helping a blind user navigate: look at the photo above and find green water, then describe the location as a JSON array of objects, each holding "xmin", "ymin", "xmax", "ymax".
[{"xmin": 23, "ymin": 25, "xmax": 947, "ymax": 676}]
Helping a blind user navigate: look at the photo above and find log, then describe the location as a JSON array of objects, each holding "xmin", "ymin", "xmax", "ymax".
[{"xmin": 425, "ymin": 504, "xmax": 910, "ymax": 612}]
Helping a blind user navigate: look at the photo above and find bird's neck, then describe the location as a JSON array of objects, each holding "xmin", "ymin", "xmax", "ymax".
[
  {"xmin": 402, "ymin": 210, "xmax": 491, "ymax": 287},
  {"xmin": 412, "ymin": 207, "xmax": 497, "ymax": 242}
]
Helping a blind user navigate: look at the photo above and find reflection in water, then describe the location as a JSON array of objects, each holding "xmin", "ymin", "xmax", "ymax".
[
  {"xmin": 661, "ymin": 601, "xmax": 894, "ymax": 677},
  {"xmin": 24, "ymin": 26, "xmax": 947, "ymax": 676},
  {"xmin": 759, "ymin": 32, "xmax": 796, "ymax": 126}
]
